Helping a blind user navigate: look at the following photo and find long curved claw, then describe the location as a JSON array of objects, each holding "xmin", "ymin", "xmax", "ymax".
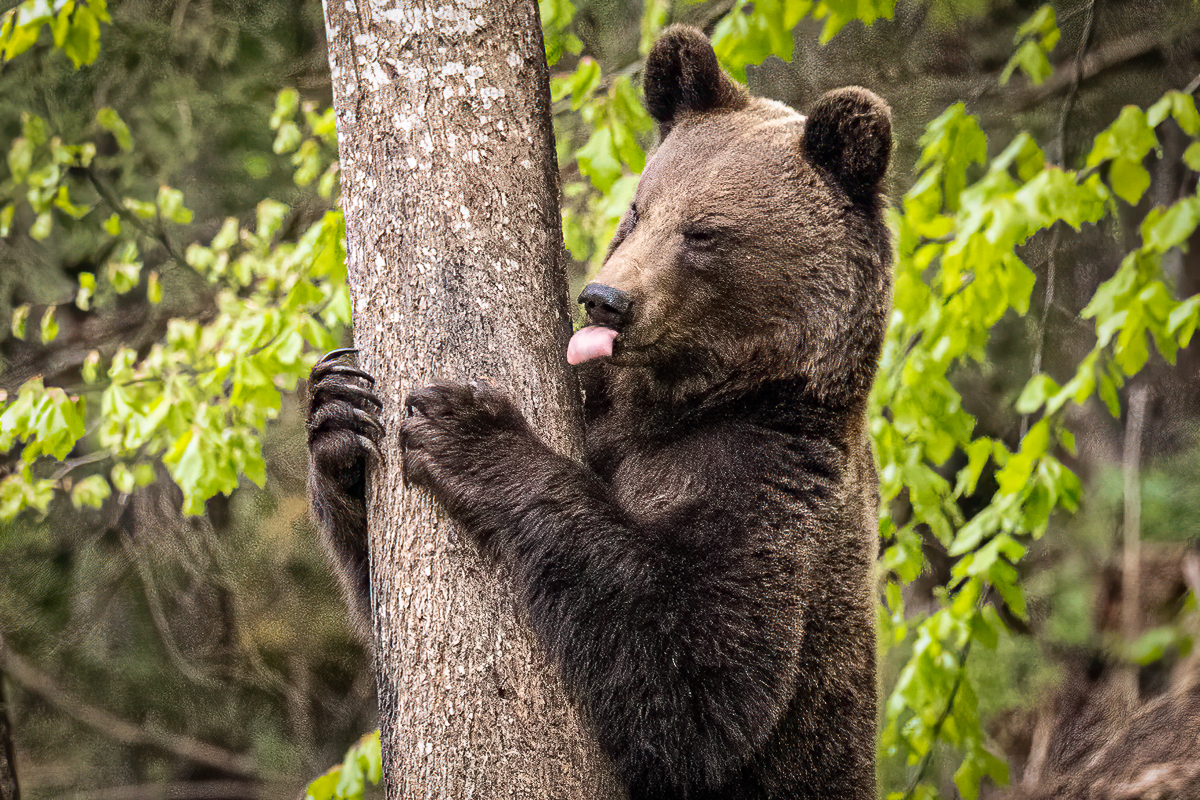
[
  {"xmin": 311, "ymin": 363, "xmax": 377, "ymax": 387},
  {"xmin": 312, "ymin": 382, "xmax": 383, "ymax": 410},
  {"xmin": 317, "ymin": 347, "xmax": 359, "ymax": 365}
]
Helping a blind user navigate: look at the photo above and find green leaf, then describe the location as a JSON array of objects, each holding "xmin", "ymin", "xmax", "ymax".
[
  {"xmin": 575, "ymin": 128, "xmax": 623, "ymax": 194},
  {"xmin": 1147, "ymin": 91, "xmax": 1200, "ymax": 136},
  {"xmin": 70, "ymin": 475, "xmax": 112, "ymax": 510},
  {"xmin": 107, "ymin": 255, "xmax": 142, "ymax": 294},
  {"xmin": 147, "ymin": 270, "xmax": 162, "ymax": 304},
  {"xmin": 61, "ymin": 5, "xmax": 101, "ymax": 68},
  {"xmin": 1169, "ymin": 295, "xmax": 1200, "ymax": 347},
  {"xmin": 124, "ymin": 197, "xmax": 157, "ymax": 220},
  {"xmin": 305, "ymin": 769, "xmax": 341, "ymax": 800},
  {"xmin": 11, "ymin": 304, "xmax": 30, "ymax": 339},
  {"xmin": 1141, "ymin": 196, "xmax": 1200, "ymax": 253},
  {"xmin": 40, "ymin": 306, "xmax": 58, "ymax": 343},
  {"xmin": 1000, "ymin": 39, "xmax": 1051, "ymax": 86},
  {"xmin": 110, "ymin": 463, "xmax": 135, "ymax": 494},
  {"xmin": 255, "ymin": 199, "xmax": 289, "ymax": 242},
  {"xmin": 54, "ymin": 185, "xmax": 90, "ymax": 218},
  {"xmin": 1185, "ymin": 142, "xmax": 1200, "ymax": 172},
  {"xmin": 156, "ymin": 185, "xmax": 193, "ymax": 225},
  {"xmin": 0, "ymin": 3, "xmax": 49, "ymax": 62},
  {"xmin": 96, "ymin": 107, "xmax": 133, "ymax": 150},
  {"xmin": 273, "ymin": 121, "xmax": 302, "ymax": 154},
  {"xmin": 7, "ymin": 137, "xmax": 33, "ymax": 182},
  {"xmin": 81, "ymin": 350, "xmax": 100, "ymax": 383},
  {"xmin": 133, "ymin": 463, "xmax": 155, "ymax": 487},
  {"xmin": 1086, "ymin": 105, "xmax": 1157, "ymax": 168},
  {"xmin": 1109, "ymin": 158, "xmax": 1150, "ymax": 205},
  {"xmin": 1015, "ymin": 373, "xmax": 1058, "ymax": 414},
  {"xmin": 30, "ymin": 211, "xmax": 52, "ymax": 240},
  {"xmin": 270, "ymin": 87, "xmax": 300, "ymax": 130},
  {"xmin": 76, "ymin": 272, "xmax": 95, "ymax": 311}
]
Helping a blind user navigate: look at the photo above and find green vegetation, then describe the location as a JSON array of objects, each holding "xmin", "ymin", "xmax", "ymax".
[{"xmin": 2, "ymin": 1, "xmax": 1199, "ymax": 798}]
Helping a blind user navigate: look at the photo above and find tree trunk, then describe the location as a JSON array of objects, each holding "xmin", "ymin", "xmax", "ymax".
[
  {"xmin": 0, "ymin": 636, "xmax": 20, "ymax": 800},
  {"xmin": 321, "ymin": 1, "xmax": 621, "ymax": 797}
]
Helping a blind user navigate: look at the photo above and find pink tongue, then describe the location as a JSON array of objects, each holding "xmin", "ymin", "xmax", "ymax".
[{"xmin": 567, "ymin": 326, "xmax": 619, "ymax": 365}]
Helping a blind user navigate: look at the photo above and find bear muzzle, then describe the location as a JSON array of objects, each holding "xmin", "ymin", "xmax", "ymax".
[
  {"xmin": 568, "ymin": 283, "xmax": 633, "ymax": 365},
  {"xmin": 578, "ymin": 283, "xmax": 633, "ymax": 328}
]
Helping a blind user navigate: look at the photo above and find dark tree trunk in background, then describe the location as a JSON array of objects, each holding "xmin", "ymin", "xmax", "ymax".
[
  {"xmin": 322, "ymin": 1, "xmax": 621, "ymax": 796},
  {"xmin": 0, "ymin": 637, "xmax": 20, "ymax": 800}
]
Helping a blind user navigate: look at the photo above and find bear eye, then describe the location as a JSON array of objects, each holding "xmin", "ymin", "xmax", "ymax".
[{"xmin": 682, "ymin": 225, "xmax": 719, "ymax": 249}]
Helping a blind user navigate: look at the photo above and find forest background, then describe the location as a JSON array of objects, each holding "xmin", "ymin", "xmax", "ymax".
[{"xmin": 1, "ymin": 0, "xmax": 1199, "ymax": 798}]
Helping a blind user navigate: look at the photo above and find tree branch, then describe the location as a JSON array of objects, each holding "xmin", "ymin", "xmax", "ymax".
[
  {"xmin": 901, "ymin": 636, "xmax": 975, "ymax": 800},
  {"xmin": 0, "ymin": 647, "xmax": 262, "ymax": 780},
  {"xmin": 1014, "ymin": 27, "xmax": 1163, "ymax": 110},
  {"xmin": 84, "ymin": 169, "xmax": 188, "ymax": 271},
  {"xmin": 61, "ymin": 780, "xmax": 257, "ymax": 800}
]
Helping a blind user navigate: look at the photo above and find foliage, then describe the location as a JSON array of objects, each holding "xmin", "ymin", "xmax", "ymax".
[
  {"xmin": 999, "ymin": 4, "xmax": 1058, "ymax": 86},
  {"xmin": 1, "ymin": 70, "xmax": 349, "ymax": 517},
  {"xmin": 0, "ymin": 0, "xmax": 111, "ymax": 68},
  {"xmin": 3, "ymin": 1, "xmax": 1200, "ymax": 798},
  {"xmin": 306, "ymin": 730, "xmax": 383, "ymax": 800}
]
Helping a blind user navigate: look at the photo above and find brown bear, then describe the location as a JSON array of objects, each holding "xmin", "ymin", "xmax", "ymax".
[{"xmin": 307, "ymin": 25, "xmax": 892, "ymax": 800}]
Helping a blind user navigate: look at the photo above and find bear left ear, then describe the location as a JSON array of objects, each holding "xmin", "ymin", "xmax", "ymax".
[
  {"xmin": 802, "ymin": 87, "xmax": 892, "ymax": 201},
  {"xmin": 643, "ymin": 25, "xmax": 748, "ymax": 133}
]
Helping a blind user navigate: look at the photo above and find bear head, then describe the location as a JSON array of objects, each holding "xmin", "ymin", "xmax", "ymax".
[{"xmin": 569, "ymin": 25, "xmax": 893, "ymax": 414}]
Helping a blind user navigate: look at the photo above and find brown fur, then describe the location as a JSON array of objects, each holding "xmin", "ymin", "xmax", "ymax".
[{"xmin": 308, "ymin": 26, "xmax": 893, "ymax": 800}]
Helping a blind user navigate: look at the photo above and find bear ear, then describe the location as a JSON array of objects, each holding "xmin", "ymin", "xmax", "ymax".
[
  {"xmin": 802, "ymin": 87, "xmax": 892, "ymax": 201},
  {"xmin": 643, "ymin": 25, "xmax": 748, "ymax": 132}
]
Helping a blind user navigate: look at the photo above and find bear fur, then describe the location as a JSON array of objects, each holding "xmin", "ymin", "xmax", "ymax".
[{"xmin": 307, "ymin": 25, "xmax": 892, "ymax": 800}]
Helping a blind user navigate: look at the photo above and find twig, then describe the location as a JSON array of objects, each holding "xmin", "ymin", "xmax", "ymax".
[
  {"xmin": 50, "ymin": 449, "xmax": 112, "ymax": 481},
  {"xmin": 117, "ymin": 531, "xmax": 220, "ymax": 688},
  {"xmin": 1021, "ymin": 0, "xmax": 1095, "ymax": 439},
  {"xmin": 84, "ymin": 170, "xmax": 188, "ymax": 270},
  {"xmin": 0, "ymin": 647, "xmax": 263, "ymax": 780},
  {"xmin": 901, "ymin": 636, "xmax": 975, "ymax": 799},
  {"xmin": 1121, "ymin": 385, "xmax": 1148, "ymax": 700},
  {"xmin": 1014, "ymin": 27, "xmax": 1161, "ymax": 110},
  {"xmin": 1055, "ymin": 0, "xmax": 1097, "ymax": 167},
  {"xmin": 1023, "ymin": 225, "xmax": 1061, "ymax": 442}
]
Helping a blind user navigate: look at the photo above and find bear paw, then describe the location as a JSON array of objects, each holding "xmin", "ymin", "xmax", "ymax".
[
  {"xmin": 400, "ymin": 383, "xmax": 538, "ymax": 527},
  {"xmin": 307, "ymin": 348, "xmax": 384, "ymax": 489}
]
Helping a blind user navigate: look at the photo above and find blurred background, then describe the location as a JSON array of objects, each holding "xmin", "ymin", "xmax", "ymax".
[{"xmin": 1, "ymin": 0, "xmax": 1200, "ymax": 798}]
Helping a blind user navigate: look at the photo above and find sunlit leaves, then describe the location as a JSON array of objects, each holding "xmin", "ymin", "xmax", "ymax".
[
  {"xmin": 271, "ymin": 89, "xmax": 340, "ymax": 198},
  {"xmin": 0, "ymin": 378, "xmax": 87, "ymax": 466},
  {"xmin": 81, "ymin": 206, "xmax": 350, "ymax": 514},
  {"xmin": 69, "ymin": 474, "xmax": 111, "ymax": 510},
  {"xmin": 0, "ymin": 0, "xmax": 111, "ymax": 67},
  {"xmin": 306, "ymin": 730, "xmax": 383, "ymax": 800},
  {"xmin": 999, "ymin": 5, "xmax": 1059, "ymax": 86},
  {"xmin": 876, "ymin": 82, "xmax": 1200, "ymax": 798},
  {"xmin": 712, "ymin": 0, "xmax": 894, "ymax": 79},
  {"xmin": 96, "ymin": 106, "xmax": 132, "ymax": 150},
  {"xmin": 1, "ymin": 101, "xmax": 350, "ymax": 519},
  {"xmin": 539, "ymin": 0, "xmax": 582, "ymax": 66},
  {"xmin": 712, "ymin": 0, "xmax": 811, "ymax": 81}
]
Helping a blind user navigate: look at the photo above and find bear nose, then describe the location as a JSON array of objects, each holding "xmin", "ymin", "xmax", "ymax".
[{"xmin": 578, "ymin": 283, "xmax": 633, "ymax": 328}]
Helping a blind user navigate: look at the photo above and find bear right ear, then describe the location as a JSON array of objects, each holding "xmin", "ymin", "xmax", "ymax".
[
  {"xmin": 802, "ymin": 87, "xmax": 892, "ymax": 202},
  {"xmin": 643, "ymin": 26, "xmax": 748, "ymax": 133}
]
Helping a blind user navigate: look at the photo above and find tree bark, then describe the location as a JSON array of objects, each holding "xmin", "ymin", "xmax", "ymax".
[{"xmin": 321, "ymin": 1, "xmax": 621, "ymax": 797}]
